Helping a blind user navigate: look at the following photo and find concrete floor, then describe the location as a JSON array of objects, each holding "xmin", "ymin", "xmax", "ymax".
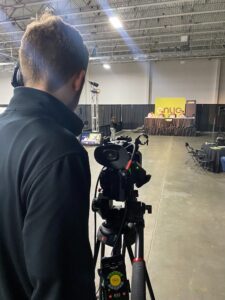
[{"xmin": 85, "ymin": 133, "xmax": 225, "ymax": 300}]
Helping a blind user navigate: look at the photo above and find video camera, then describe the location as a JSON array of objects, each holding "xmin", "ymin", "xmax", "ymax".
[
  {"xmin": 92, "ymin": 134, "xmax": 155, "ymax": 300},
  {"xmin": 93, "ymin": 134, "xmax": 151, "ymax": 220}
]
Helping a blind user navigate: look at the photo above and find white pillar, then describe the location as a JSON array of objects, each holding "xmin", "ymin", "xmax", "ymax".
[{"xmin": 213, "ymin": 59, "xmax": 221, "ymax": 104}]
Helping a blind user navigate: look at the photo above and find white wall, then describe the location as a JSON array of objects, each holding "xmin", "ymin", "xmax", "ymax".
[
  {"xmin": 151, "ymin": 59, "xmax": 220, "ymax": 104},
  {"xmin": 0, "ymin": 59, "xmax": 224, "ymax": 106},
  {"xmin": 218, "ymin": 60, "xmax": 225, "ymax": 104},
  {"xmin": 0, "ymin": 72, "xmax": 13, "ymax": 104},
  {"xmin": 79, "ymin": 62, "xmax": 150, "ymax": 105}
]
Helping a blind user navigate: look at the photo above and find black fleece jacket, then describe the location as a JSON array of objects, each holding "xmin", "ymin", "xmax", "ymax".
[{"xmin": 0, "ymin": 87, "xmax": 96, "ymax": 300}]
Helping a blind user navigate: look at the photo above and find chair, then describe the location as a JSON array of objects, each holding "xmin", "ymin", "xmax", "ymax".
[{"xmin": 185, "ymin": 143, "xmax": 213, "ymax": 170}]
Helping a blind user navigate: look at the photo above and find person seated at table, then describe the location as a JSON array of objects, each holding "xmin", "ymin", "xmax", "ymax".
[
  {"xmin": 177, "ymin": 110, "xmax": 186, "ymax": 118},
  {"xmin": 169, "ymin": 114, "xmax": 176, "ymax": 118},
  {"xmin": 158, "ymin": 112, "xmax": 165, "ymax": 118},
  {"xmin": 147, "ymin": 112, "xmax": 155, "ymax": 118},
  {"xmin": 110, "ymin": 116, "xmax": 117, "ymax": 141}
]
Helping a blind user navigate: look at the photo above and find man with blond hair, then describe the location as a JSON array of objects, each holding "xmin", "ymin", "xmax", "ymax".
[{"xmin": 0, "ymin": 13, "xmax": 96, "ymax": 299}]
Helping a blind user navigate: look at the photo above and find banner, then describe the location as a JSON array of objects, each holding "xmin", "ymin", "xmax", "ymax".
[{"xmin": 155, "ymin": 97, "xmax": 186, "ymax": 116}]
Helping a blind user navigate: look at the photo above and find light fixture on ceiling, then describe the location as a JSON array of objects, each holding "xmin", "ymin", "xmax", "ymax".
[
  {"xmin": 0, "ymin": 62, "xmax": 15, "ymax": 66},
  {"xmin": 103, "ymin": 63, "xmax": 111, "ymax": 70},
  {"xmin": 133, "ymin": 54, "xmax": 148, "ymax": 61},
  {"xmin": 109, "ymin": 16, "xmax": 123, "ymax": 29},
  {"xmin": 181, "ymin": 35, "xmax": 189, "ymax": 43}
]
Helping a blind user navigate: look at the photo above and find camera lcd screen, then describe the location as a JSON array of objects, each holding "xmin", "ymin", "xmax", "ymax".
[{"xmin": 80, "ymin": 132, "xmax": 102, "ymax": 145}]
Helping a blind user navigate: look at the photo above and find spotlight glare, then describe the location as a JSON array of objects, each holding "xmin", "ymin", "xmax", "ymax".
[
  {"xmin": 103, "ymin": 63, "xmax": 111, "ymax": 70},
  {"xmin": 109, "ymin": 16, "xmax": 123, "ymax": 29}
]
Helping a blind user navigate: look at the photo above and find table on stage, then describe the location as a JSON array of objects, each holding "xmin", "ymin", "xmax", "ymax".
[
  {"xmin": 144, "ymin": 117, "xmax": 196, "ymax": 136},
  {"xmin": 201, "ymin": 143, "xmax": 225, "ymax": 173}
]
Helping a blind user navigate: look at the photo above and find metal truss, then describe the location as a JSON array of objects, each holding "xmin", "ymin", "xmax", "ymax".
[{"xmin": 0, "ymin": 0, "xmax": 224, "ymax": 66}]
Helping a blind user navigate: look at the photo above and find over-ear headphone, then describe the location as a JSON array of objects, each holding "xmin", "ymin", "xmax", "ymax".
[{"xmin": 11, "ymin": 62, "xmax": 24, "ymax": 87}]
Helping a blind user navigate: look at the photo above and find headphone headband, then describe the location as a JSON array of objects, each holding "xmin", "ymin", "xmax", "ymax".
[{"xmin": 11, "ymin": 62, "xmax": 24, "ymax": 87}]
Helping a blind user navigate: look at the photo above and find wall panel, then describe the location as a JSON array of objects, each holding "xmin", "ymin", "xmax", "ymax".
[{"xmin": 151, "ymin": 60, "xmax": 220, "ymax": 104}]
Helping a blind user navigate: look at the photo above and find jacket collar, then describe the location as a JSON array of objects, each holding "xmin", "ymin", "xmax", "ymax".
[{"xmin": 8, "ymin": 87, "xmax": 83, "ymax": 136}]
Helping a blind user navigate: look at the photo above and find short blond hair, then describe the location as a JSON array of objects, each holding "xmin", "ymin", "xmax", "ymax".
[{"xmin": 19, "ymin": 13, "xmax": 89, "ymax": 91}]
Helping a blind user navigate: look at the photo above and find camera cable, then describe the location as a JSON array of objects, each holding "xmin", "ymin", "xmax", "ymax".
[
  {"xmin": 111, "ymin": 200, "xmax": 128, "ymax": 256},
  {"xmin": 93, "ymin": 168, "xmax": 103, "ymax": 249}
]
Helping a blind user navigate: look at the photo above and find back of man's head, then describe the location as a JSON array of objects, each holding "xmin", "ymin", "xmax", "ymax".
[{"xmin": 19, "ymin": 13, "xmax": 89, "ymax": 92}]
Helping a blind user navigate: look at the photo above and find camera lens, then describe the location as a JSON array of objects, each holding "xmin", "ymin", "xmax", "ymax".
[{"xmin": 103, "ymin": 149, "xmax": 119, "ymax": 161}]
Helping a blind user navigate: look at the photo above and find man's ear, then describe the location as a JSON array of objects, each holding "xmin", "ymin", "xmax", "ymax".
[{"xmin": 72, "ymin": 70, "xmax": 86, "ymax": 92}]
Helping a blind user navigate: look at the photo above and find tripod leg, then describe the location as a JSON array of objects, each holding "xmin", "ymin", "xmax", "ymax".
[
  {"xmin": 131, "ymin": 224, "xmax": 156, "ymax": 300},
  {"xmin": 122, "ymin": 239, "xmax": 126, "ymax": 257},
  {"xmin": 131, "ymin": 226, "xmax": 146, "ymax": 300},
  {"xmin": 93, "ymin": 240, "xmax": 103, "ymax": 300},
  {"xmin": 126, "ymin": 244, "xmax": 155, "ymax": 299},
  {"xmin": 145, "ymin": 266, "xmax": 155, "ymax": 300},
  {"xmin": 126, "ymin": 244, "xmax": 134, "ymax": 262},
  {"xmin": 98, "ymin": 242, "xmax": 105, "ymax": 300},
  {"xmin": 101, "ymin": 242, "xmax": 105, "ymax": 258},
  {"xmin": 94, "ymin": 240, "xmax": 101, "ymax": 268}
]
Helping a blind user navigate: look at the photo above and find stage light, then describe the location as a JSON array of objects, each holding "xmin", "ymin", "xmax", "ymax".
[
  {"xmin": 109, "ymin": 16, "xmax": 123, "ymax": 29},
  {"xmin": 103, "ymin": 63, "xmax": 111, "ymax": 70}
]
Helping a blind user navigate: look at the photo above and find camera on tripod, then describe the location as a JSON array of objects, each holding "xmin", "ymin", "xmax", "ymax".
[
  {"xmin": 92, "ymin": 134, "xmax": 155, "ymax": 300},
  {"xmin": 93, "ymin": 134, "xmax": 151, "ymax": 217}
]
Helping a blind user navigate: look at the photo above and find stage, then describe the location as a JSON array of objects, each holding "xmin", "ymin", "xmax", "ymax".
[{"xmin": 144, "ymin": 117, "xmax": 196, "ymax": 136}]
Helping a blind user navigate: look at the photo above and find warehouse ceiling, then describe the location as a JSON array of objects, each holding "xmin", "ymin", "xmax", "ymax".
[{"xmin": 0, "ymin": 0, "xmax": 225, "ymax": 67}]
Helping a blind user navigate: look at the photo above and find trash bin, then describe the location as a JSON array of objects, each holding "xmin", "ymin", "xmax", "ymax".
[{"xmin": 221, "ymin": 157, "xmax": 225, "ymax": 172}]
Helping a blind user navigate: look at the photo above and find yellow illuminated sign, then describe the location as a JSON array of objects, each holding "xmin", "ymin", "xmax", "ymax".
[{"xmin": 155, "ymin": 97, "xmax": 186, "ymax": 116}]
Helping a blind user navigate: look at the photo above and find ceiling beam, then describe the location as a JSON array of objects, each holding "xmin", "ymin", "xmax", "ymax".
[
  {"xmin": 1, "ymin": 49, "xmax": 225, "ymax": 64},
  {"xmin": 95, "ymin": 45, "xmax": 225, "ymax": 55},
  {"xmin": 1, "ymin": 29, "xmax": 224, "ymax": 50},
  {"xmin": 1, "ymin": 6, "xmax": 225, "ymax": 27},
  {"xmin": 1, "ymin": 19, "xmax": 225, "ymax": 37},
  {"xmin": 0, "ymin": 0, "xmax": 204, "ymax": 14},
  {"xmin": 73, "ymin": 9, "xmax": 225, "ymax": 28},
  {"xmin": 89, "ymin": 39, "xmax": 225, "ymax": 50},
  {"xmin": 0, "ymin": 36, "xmax": 222, "ymax": 49},
  {"xmin": 80, "ymin": 20, "xmax": 225, "ymax": 37},
  {"xmin": 1, "ymin": 43, "xmax": 224, "ymax": 55},
  {"xmin": 89, "ymin": 52, "xmax": 225, "ymax": 62},
  {"xmin": 84, "ymin": 29, "xmax": 225, "ymax": 44}
]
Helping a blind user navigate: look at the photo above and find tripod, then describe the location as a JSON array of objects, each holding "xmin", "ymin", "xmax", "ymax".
[{"xmin": 93, "ymin": 195, "xmax": 156, "ymax": 300}]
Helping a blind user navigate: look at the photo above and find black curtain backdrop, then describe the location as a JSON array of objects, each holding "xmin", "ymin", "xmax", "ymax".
[
  {"xmin": 75, "ymin": 104, "xmax": 225, "ymax": 132},
  {"xmin": 218, "ymin": 106, "xmax": 225, "ymax": 132},
  {"xmin": 121, "ymin": 105, "xmax": 154, "ymax": 129},
  {"xmin": 98, "ymin": 105, "xmax": 121, "ymax": 126},
  {"xmin": 196, "ymin": 104, "xmax": 225, "ymax": 132},
  {"xmin": 1, "ymin": 103, "xmax": 223, "ymax": 132},
  {"xmin": 76, "ymin": 105, "xmax": 91, "ymax": 128}
]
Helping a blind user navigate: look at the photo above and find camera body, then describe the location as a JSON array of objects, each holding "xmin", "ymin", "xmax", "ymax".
[{"xmin": 94, "ymin": 135, "xmax": 151, "ymax": 203}]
